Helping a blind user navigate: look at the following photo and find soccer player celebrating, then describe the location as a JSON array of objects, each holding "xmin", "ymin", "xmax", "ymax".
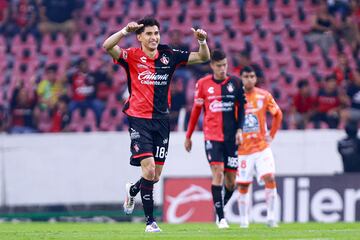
[
  {"xmin": 184, "ymin": 49, "xmax": 246, "ymax": 229},
  {"xmin": 236, "ymin": 66, "xmax": 283, "ymax": 228},
  {"xmin": 102, "ymin": 17, "xmax": 210, "ymax": 232}
]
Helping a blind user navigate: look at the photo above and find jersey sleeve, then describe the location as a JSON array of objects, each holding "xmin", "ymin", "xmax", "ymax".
[
  {"xmin": 186, "ymin": 81, "xmax": 204, "ymax": 138},
  {"xmin": 266, "ymin": 92, "xmax": 283, "ymax": 138},
  {"xmin": 238, "ymin": 84, "xmax": 247, "ymax": 129},
  {"xmin": 266, "ymin": 92, "xmax": 281, "ymax": 115},
  {"xmin": 194, "ymin": 81, "xmax": 205, "ymax": 106},
  {"xmin": 172, "ymin": 48, "xmax": 190, "ymax": 66},
  {"xmin": 113, "ymin": 48, "xmax": 132, "ymax": 67}
]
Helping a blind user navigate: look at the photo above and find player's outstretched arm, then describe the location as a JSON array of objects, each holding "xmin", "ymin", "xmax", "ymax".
[
  {"xmin": 187, "ymin": 28, "xmax": 210, "ymax": 65},
  {"xmin": 102, "ymin": 22, "xmax": 144, "ymax": 60}
]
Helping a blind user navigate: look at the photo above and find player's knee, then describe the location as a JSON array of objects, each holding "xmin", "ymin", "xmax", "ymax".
[
  {"xmin": 213, "ymin": 168, "xmax": 224, "ymax": 182},
  {"xmin": 238, "ymin": 183, "xmax": 250, "ymax": 193},
  {"xmin": 262, "ymin": 174, "xmax": 276, "ymax": 185},
  {"xmin": 224, "ymin": 172, "xmax": 236, "ymax": 189},
  {"xmin": 225, "ymin": 181, "xmax": 236, "ymax": 191},
  {"xmin": 143, "ymin": 165, "xmax": 156, "ymax": 180}
]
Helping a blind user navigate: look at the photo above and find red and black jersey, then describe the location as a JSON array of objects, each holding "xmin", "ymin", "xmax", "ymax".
[
  {"xmin": 186, "ymin": 75, "xmax": 246, "ymax": 142},
  {"xmin": 114, "ymin": 44, "xmax": 189, "ymax": 119}
]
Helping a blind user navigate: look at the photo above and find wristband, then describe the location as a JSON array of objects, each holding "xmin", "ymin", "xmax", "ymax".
[
  {"xmin": 198, "ymin": 39, "xmax": 207, "ymax": 45},
  {"xmin": 120, "ymin": 28, "xmax": 129, "ymax": 36}
]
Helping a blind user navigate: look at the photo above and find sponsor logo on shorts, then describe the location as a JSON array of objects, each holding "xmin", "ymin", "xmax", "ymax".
[
  {"xmin": 130, "ymin": 128, "xmax": 140, "ymax": 140},
  {"xmin": 205, "ymin": 141, "xmax": 212, "ymax": 150}
]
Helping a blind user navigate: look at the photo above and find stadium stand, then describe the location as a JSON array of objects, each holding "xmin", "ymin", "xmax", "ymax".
[{"xmin": 0, "ymin": 0, "xmax": 359, "ymax": 133}]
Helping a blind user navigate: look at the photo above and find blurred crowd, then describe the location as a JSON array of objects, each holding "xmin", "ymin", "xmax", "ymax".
[{"xmin": 0, "ymin": 0, "xmax": 359, "ymax": 134}]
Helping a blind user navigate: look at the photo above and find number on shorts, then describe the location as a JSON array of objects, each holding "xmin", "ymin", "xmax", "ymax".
[
  {"xmin": 155, "ymin": 146, "xmax": 166, "ymax": 158},
  {"xmin": 240, "ymin": 160, "xmax": 247, "ymax": 168}
]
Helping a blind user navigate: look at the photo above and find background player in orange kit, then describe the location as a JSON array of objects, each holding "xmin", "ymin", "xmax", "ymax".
[
  {"xmin": 236, "ymin": 66, "xmax": 283, "ymax": 228},
  {"xmin": 185, "ymin": 49, "xmax": 246, "ymax": 229}
]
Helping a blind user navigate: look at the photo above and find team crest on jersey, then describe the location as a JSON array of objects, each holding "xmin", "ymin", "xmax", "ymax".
[
  {"xmin": 207, "ymin": 87, "xmax": 214, "ymax": 94},
  {"xmin": 160, "ymin": 55, "xmax": 169, "ymax": 65},
  {"xmin": 243, "ymin": 113, "xmax": 259, "ymax": 133},
  {"xmin": 227, "ymin": 83, "xmax": 234, "ymax": 93}
]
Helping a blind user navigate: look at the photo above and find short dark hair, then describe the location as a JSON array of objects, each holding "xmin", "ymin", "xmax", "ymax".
[
  {"xmin": 297, "ymin": 79, "xmax": 309, "ymax": 89},
  {"xmin": 240, "ymin": 50, "xmax": 250, "ymax": 59},
  {"xmin": 325, "ymin": 74, "xmax": 336, "ymax": 82},
  {"xmin": 240, "ymin": 65, "xmax": 255, "ymax": 75},
  {"xmin": 136, "ymin": 16, "xmax": 160, "ymax": 35},
  {"xmin": 345, "ymin": 120, "xmax": 358, "ymax": 137},
  {"xmin": 46, "ymin": 64, "xmax": 58, "ymax": 72},
  {"xmin": 210, "ymin": 49, "xmax": 226, "ymax": 62}
]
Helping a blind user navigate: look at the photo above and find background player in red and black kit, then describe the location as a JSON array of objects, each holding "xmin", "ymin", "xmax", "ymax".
[
  {"xmin": 103, "ymin": 17, "xmax": 210, "ymax": 232},
  {"xmin": 184, "ymin": 49, "xmax": 246, "ymax": 229}
]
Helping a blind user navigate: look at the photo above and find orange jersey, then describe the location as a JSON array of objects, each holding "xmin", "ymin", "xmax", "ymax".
[{"xmin": 238, "ymin": 87, "xmax": 282, "ymax": 155}]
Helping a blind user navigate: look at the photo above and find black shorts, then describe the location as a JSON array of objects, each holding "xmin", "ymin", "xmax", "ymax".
[
  {"xmin": 128, "ymin": 116, "xmax": 170, "ymax": 166},
  {"xmin": 204, "ymin": 140, "xmax": 238, "ymax": 172}
]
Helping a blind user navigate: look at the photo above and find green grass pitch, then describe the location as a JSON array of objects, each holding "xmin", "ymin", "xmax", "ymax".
[{"xmin": 0, "ymin": 222, "xmax": 359, "ymax": 240}]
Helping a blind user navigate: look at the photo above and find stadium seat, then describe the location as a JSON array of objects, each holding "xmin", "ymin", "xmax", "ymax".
[
  {"xmin": 246, "ymin": 0, "xmax": 269, "ymax": 19},
  {"xmin": 233, "ymin": 15, "xmax": 256, "ymax": 35},
  {"xmin": 70, "ymin": 32, "xmax": 93, "ymax": 54},
  {"xmin": 269, "ymin": 45, "xmax": 293, "ymax": 66},
  {"xmin": 187, "ymin": 1, "xmax": 211, "ymax": 20},
  {"xmin": 274, "ymin": 0, "xmax": 298, "ymax": 18},
  {"xmin": 127, "ymin": 1, "xmax": 154, "ymax": 20},
  {"xmin": 249, "ymin": 45, "xmax": 262, "ymax": 63},
  {"xmin": 260, "ymin": 14, "xmax": 285, "ymax": 34},
  {"xmin": 41, "ymin": 33, "xmax": 67, "ymax": 55},
  {"xmin": 78, "ymin": 15, "xmax": 102, "ymax": 38},
  {"xmin": 252, "ymin": 30, "xmax": 273, "ymax": 52},
  {"xmin": 281, "ymin": 29, "xmax": 304, "ymax": 51},
  {"xmin": 216, "ymin": 0, "xmax": 240, "ymax": 18},
  {"xmin": 289, "ymin": 14, "xmax": 312, "ymax": 34},
  {"xmin": 263, "ymin": 62, "xmax": 281, "ymax": 81},
  {"xmin": 98, "ymin": 0, "xmax": 122, "ymax": 20},
  {"xmin": 297, "ymin": 44, "xmax": 323, "ymax": 66},
  {"xmin": 303, "ymin": 0, "xmax": 321, "ymax": 15},
  {"xmin": 157, "ymin": 0, "xmax": 182, "ymax": 19}
]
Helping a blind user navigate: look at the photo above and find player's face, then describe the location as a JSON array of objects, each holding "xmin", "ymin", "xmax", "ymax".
[
  {"xmin": 210, "ymin": 58, "xmax": 228, "ymax": 80},
  {"xmin": 137, "ymin": 25, "xmax": 160, "ymax": 51},
  {"xmin": 241, "ymin": 71, "xmax": 257, "ymax": 91}
]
